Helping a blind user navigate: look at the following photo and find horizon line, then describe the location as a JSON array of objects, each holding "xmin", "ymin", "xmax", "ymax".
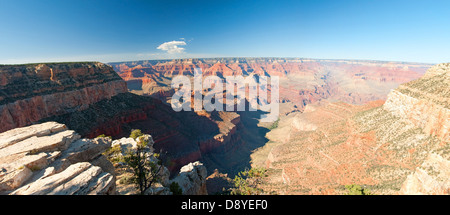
[
  {"xmin": 0, "ymin": 56, "xmax": 438, "ymax": 66},
  {"xmin": 106, "ymin": 56, "xmax": 436, "ymax": 65}
]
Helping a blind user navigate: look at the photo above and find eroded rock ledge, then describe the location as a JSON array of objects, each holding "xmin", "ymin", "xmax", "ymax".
[
  {"xmin": 0, "ymin": 122, "xmax": 115, "ymax": 195},
  {"xmin": 0, "ymin": 122, "xmax": 209, "ymax": 195}
]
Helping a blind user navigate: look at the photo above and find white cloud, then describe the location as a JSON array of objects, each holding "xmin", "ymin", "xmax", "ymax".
[{"xmin": 157, "ymin": 40, "xmax": 187, "ymax": 54}]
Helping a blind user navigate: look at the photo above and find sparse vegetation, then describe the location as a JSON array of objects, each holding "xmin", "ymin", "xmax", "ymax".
[
  {"xmin": 230, "ymin": 167, "xmax": 268, "ymax": 195},
  {"xmin": 123, "ymin": 129, "xmax": 163, "ymax": 195},
  {"xmin": 103, "ymin": 144, "xmax": 124, "ymax": 164},
  {"xmin": 129, "ymin": 129, "xmax": 144, "ymax": 140},
  {"xmin": 345, "ymin": 184, "xmax": 372, "ymax": 195},
  {"xmin": 268, "ymin": 118, "xmax": 280, "ymax": 130},
  {"xmin": 169, "ymin": 182, "xmax": 183, "ymax": 195},
  {"xmin": 118, "ymin": 174, "xmax": 134, "ymax": 185},
  {"xmin": 96, "ymin": 134, "xmax": 112, "ymax": 139}
]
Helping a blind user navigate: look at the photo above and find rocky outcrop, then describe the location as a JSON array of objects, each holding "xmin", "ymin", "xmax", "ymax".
[
  {"xmin": 206, "ymin": 169, "xmax": 233, "ymax": 195},
  {"xmin": 11, "ymin": 162, "xmax": 114, "ymax": 195},
  {"xmin": 110, "ymin": 135, "xmax": 207, "ymax": 195},
  {"xmin": 399, "ymin": 153, "xmax": 449, "ymax": 195},
  {"xmin": 197, "ymin": 112, "xmax": 241, "ymax": 154},
  {"xmin": 383, "ymin": 63, "xmax": 449, "ymax": 142},
  {"xmin": 0, "ymin": 62, "xmax": 128, "ymax": 133},
  {"xmin": 383, "ymin": 63, "xmax": 450, "ymax": 194},
  {"xmin": 170, "ymin": 161, "xmax": 208, "ymax": 195},
  {"xmin": 384, "ymin": 89, "xmax": 449, "ymax": 141},
  {"xmin": 0, "ymin": 122, "xmax": 115, "ymax": 195}
]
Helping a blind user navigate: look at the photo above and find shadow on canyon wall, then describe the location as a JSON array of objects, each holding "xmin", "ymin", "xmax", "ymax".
[
  {"xmin": 201, "ymin": 109, "xmax": 271, "ymax": 177},
  {"xmin": 41, "ymin": 93, "xmax": 271, "ymax": 178}
]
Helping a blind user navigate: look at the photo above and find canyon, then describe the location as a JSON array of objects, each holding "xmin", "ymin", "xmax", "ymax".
[
  {"xmin": 0, "ymin": 62, "xmax": 253, "ymax": 176},
  {"xmin": 1, "ymin": 58, "xmax": 447, "ymax": 195},
  {"xmin": 250, "ymin": 63, "xmax": 449, "ymax": 194},
  {"xmin": 109, "ymin": 58, "xmax": 429, "ymax": 113},
  {"xmin": 108, "ymin": 58, "xmax": 433, "ymax": 178}
]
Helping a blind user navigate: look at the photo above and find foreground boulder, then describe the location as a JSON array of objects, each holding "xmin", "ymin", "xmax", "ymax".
[
  {"xmin": 170, "ymin": 161, "xmax": 208, "ymax": 195},
  {"xmin": 0, "ymin": 122, "xmax": 115, "ymax": 195}
]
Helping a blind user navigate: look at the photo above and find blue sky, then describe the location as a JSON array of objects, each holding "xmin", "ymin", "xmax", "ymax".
[{"xmin": 0, "ymin": 0, "xmax": 449, "ymax": 64}]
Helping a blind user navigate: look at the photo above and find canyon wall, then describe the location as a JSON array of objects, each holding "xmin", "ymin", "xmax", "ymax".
[
  {"xmin": 0, "ymin": 62, "xmax": 128, "ymax": 133},
  {"xmin": 383, "ymin": 63, "xmax": 449, "ymax": 142},
  {"xmin": 107, "ymin": 58, "xmax": 433, "ymax": 178},
  {"xmin": 384, "ymin": 63, "xmax": 449, "ymax": 194},
  {"xmin": 109, "ymin": 58, "xmax": 430, "ymax": 114},
  {"xmin": 39, "ymin": 91, "xmax": 237, "ymax": 175},
  {"xmin": 251, "ymin": 63, "xmax": 449, "ymax": 195},
  {"xmin": 0, "ymin": 62, "xmax": 223, "ymax": 176},
  {"xmin": 1, "ymin": 59, "xmax": 439, "ymax": 190}
]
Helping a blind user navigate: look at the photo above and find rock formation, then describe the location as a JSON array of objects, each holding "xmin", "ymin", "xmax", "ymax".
[
  {"xmin": 399, "ymin": 153, "xmax": 449, "ymax": 195},
  {"xmin": 107, "ymin": 58, "xmax": 431, "ymax": 178},
  {"xmin": 1, "ymin": 59, "xmax": 442, "ymax": 195},
  {"xmin": 170, "ymin": 161, "xmax": 208, "ymax": 195},
  {"xmin": 206, "ymin": 169, "xmax": 233, "ymax": 195},
  {"xmin": 384, "ymin": 63, "xmax": 449, "ymax": 194},
  {"xmin": 0, "ymin": 62, "xmax": 128, "ymax": 133},
  {"xmin": 383, "ymin": 63, "xmax": 449, "ymax": 142},
  {"xmin": 0, "ymin": 62, "xmax": 236, "ymax": 176},
  {"xmin": 0, "ymin": 121, "xmax": 209, "ymax": 195},
  {"xmin": 109, "ymin": 58, "xmax": 430, "ymax": 113},
  {"xmin": 110, "ymin": 135, "xmax": 207, "ymax": 195},
  {"xmin": 250, "ymin": 63, "xmax": 449, "ymax": 195},
  {"xmin": 0, "ymin": 122, "xmax": 115, "ymax": 195}
]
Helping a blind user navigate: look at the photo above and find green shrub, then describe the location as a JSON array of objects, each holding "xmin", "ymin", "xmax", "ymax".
[
  {"xmin": 268, "ymin": 119, "xmax": 280, "ymax": 130},
  {"xmin": 345, "ymin": 184, "xmax": 372, "ymax": 195},
  {"xmin": 123, "ymin": 129, "xmax": 162, "ymax": 195},
  {"xmin": 96, "ymin": 134, "xmax": 112, "ymax": 139},
  {"xmin": 230, "ymin": 167, "xmax": 267, "ymax": 195},
  {"xmin": 118, "ymin": 175, "xmax": 134, "ymax": 185},
  {"xmin": 130, "ymin": 129, "xmax": 144, "ymax": 140},
  {"xmin": 103, "ymin": 144, "xmax": 124, "ymax": 164},
  {"xmin": 170, "ymin": 182, "xmax": 183, "ymax": 195}
]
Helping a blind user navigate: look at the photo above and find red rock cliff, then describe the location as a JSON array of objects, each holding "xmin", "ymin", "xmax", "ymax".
[{"xmin": 0, "ymin": 62, "xmax": 128, "ymax": 132}]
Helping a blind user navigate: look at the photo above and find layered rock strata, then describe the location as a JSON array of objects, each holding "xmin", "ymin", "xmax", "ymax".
[
  {"xmin": 0, "ymin": 122, "xmax": 115, "ymax": 195},
  {"xmin": 109, "ymin": 58, "xmax": 430, "ymax": 113},
  {"xmin": 251, "ymin": 63, "xmax": 449, "ymax": 194},
  {"xmin": 383, "ymin": 63, "xmax": 449, "ymax": 142},
  {"xmin": 0, "ymin": 62, "xmax": 128, "ymax": 133}
]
